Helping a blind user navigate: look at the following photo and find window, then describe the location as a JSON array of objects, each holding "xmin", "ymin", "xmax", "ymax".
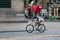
[
  {"xmin": 35, "ymin": 0, "xmax": 38, "ymax": 3},
  {"xmin": 24, "ymin": 0, "xmax": 26, "ymax": 8},
  {"xmin": 50, "ymin": 0, "xmax": 56, "ymax": 4},
  {"xmin": 58, "ymin": 7, "xmax": 60, "ymax": 14},
  {"xmin": 57, "ymin": 0, "xmax": 60, "ymax": 3},
  {"xmin": 0, "ymin": 0, "xmax": 11, "ymax": 8},
  {"xmin": 29, "ymin": 0, "xmax": 32, "ymax": 3}
]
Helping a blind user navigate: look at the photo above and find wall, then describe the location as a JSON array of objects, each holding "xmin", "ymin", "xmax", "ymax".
[
  {"xmin": 0, "ymin": 0, "xmax": 24, "ymax": 17},
  {"xmin": 11, "ymin": 0, "xmax": 24, "ymax": 12}
]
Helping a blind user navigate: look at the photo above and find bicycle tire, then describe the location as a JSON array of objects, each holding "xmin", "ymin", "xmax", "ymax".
[
  {"xmin": 38, "ymin": 24, "xmax": 46, "ymax": 33},
  {"xmin": 26, "ymin": 24, "xmax": 34, "ymax": 33}
]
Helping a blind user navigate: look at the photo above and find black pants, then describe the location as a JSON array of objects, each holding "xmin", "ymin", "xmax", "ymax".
[{"xmin": 28, "ymin": 10, "xmax": 33, "ymax": 18}]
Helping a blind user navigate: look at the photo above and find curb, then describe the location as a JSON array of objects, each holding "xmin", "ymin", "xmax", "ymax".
[
  {"xmin": 0, "ymin": 35, "xmax": 60, "ymax": 40},
  {"xmin": 0, "ymin": 21, "xmax": 28, "ymax": 23},
  {"xmin": 0, "ymin": 30, "xmax": 26, "ymax": 33}
]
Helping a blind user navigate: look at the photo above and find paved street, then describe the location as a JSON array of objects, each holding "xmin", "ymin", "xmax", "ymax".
[
  {"xmin": 0, "ymin": 0, "xmax": 60, "ymax": 40},
  {"xmin": 0, "ymin": 20, "xmax": 60, "ymax": 40}
]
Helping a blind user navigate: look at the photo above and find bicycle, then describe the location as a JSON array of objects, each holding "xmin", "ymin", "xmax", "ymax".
[{"xmin": 26, "ymin": 19, "xmax": 46, "ymax": 33}]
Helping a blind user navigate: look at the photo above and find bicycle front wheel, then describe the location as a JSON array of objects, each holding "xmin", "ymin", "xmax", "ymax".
[
  {"xmin": 26, "ymin": 24, "xmax": 34, "ymax": 33},
  {"xmin": 38, "ymin": 24, "xmax": 46, "ymax": 33}
]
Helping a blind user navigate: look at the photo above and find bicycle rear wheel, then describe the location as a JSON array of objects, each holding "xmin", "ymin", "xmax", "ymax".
[
  {"xmin": 26, "ymin": 24, "xmax": 34, "ymax": 33},
  {"xmin": 38, "ymin": 24, "xmax": 46, "ymax": 33}
]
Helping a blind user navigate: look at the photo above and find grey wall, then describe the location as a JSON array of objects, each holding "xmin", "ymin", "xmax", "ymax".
[
  {"xmin": 11, "ymin": 0, "xmax": 24, "ymax": 12},
  {"xmin": 0, "ymin": 0, "xmax": 24, "ymax": 16}
]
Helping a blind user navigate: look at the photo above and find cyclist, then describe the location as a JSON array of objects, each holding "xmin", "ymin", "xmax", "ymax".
[{"xmin": 34, "ymin": 13, "xmax": 44, "ymax": 29}]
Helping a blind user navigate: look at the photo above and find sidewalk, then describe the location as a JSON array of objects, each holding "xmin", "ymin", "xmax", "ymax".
[
  {"xmin": 45, "ymin": 19, "xmax": 60, "ymax": 22},
  {"xmin": 0, "ymin": 16, "xmax": 60, "ymax": 23},
  {"xmin": 0, "ymin": 16, "xmax": 28, "ymax": 23},
  {"xmin": 27, "ymin": 18, "xmax": 60, "ymax": 22}
]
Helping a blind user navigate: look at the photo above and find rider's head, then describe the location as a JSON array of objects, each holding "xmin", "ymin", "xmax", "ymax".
[{"xmin": 35, "ymin": 12, "xmax": 39, "ymax": 16}]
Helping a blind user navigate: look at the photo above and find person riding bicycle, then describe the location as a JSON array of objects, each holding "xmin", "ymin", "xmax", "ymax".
[{"xmin": 34, "ymin": 13, "xmax": 44, "ymax": 26}]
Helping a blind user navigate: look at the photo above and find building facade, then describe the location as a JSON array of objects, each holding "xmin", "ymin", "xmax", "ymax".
[
  {"xmin": 0, "ymin": 0, "xmax": 24, "ymax": 17},
  {"xmin": 0, "ymin": 0, "xmax": 60, "ymax": 18},
  {"xmin": 24, "ymin": 0, "xmax": 49, "ymax": 9},
  {"xmin": 25, "ymin": 0, "xmax": 60, "ymax": 18},
  {"xmin": 49, "ymin": 0, "xmax": 60, "ymax": 18},
  {"xmin": 0, "ymin": 0, "xmax": 49, "ymax": 17}
]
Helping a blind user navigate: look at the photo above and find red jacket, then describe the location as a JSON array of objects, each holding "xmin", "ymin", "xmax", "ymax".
[
  {"xmin": 29, "ymin": 6, "xmax": 34, "ymax": 13},
  {"xmin": 33, "ymin": 5, "xmax": 40, "ymax": 13}
]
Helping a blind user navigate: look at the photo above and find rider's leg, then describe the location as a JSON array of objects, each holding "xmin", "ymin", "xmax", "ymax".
[
  {"xmin": 34, "ymin": 19, "xmax": 38, "ymax": 26},
  {"xmin": 34, "ymin": 22, "xmax": 39, "ymax": 30},
  {"xmin": 34, "ymin": 21, "xmax": 38, "ymax": 30},
  {"xmin": 35, "ymin": 22, "xmax": 38, "ymax": 26}
]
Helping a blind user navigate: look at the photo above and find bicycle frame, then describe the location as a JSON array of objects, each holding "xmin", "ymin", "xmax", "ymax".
[{"xmin": 30, "ymin": 18, "xmax": 42, "ymax": 27}]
